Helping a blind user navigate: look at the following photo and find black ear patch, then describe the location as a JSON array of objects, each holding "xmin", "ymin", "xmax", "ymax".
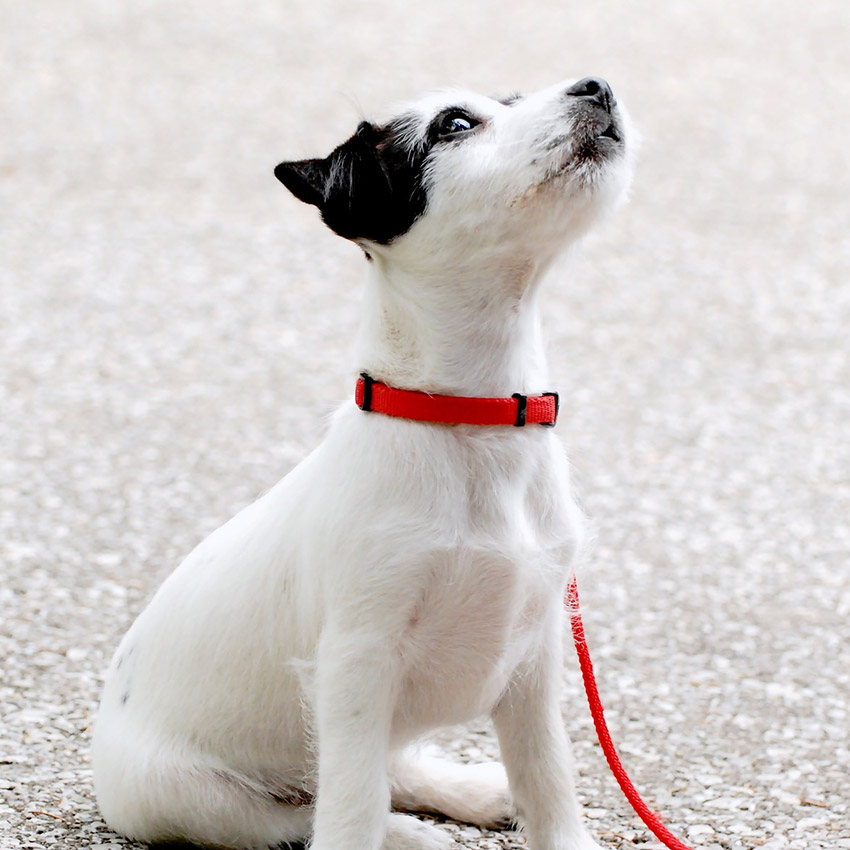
[
  {"xmin": 273, "ymin": 158, "xmax": 327, "ymax": 209},
  {"xmin": 274, "ymin": 120, "xmax": 428, "ymax": 245}
]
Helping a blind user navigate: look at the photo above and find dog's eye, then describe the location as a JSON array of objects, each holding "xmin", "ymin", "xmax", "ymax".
[{"xmin": 436, "ymin": 110, "xmax": 480, "ymax": 139}]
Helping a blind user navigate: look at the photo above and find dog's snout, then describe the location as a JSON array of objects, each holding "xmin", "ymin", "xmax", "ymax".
[{"xmin": 566, "ymin": 77, "xmax": 615, "ymax": 113}]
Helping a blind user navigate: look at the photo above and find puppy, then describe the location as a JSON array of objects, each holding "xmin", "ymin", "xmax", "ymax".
[{"xmin": 92, "ymin": 77, "xmax": 633, "ymax": 850}]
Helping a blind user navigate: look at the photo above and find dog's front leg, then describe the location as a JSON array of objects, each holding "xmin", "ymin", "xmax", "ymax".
[
  {"xmin": 311, "ymin": 628, "xmax": 450, "ymax": 850},
  {"xmin": 493, "ymin": 610, "xmax": 602, "ymax": 850},
  {"xmin": 310, "ymin": 626, "xmax": 398, "ymax": 850}
]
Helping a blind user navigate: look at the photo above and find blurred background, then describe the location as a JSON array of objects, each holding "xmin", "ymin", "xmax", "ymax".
[{"xmin": 1, "ymin": 2, "xmax": 848, "ymax": 848}]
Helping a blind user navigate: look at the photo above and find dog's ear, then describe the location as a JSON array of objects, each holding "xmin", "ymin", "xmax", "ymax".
[
  {"xmin": 273, "ymin": 158, "xmax": 329, "ymax": 210},
  {"xmin": 274, "ymin": 121, "xmax": 424, "ymax": 245}
]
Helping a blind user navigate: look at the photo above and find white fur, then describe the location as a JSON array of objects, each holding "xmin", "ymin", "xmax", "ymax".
[{"xmin": 92, "ymin": 79, "xmax": 633, "ymax": 849}]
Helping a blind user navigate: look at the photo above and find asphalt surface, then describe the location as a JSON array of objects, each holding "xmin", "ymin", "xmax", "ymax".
[{"xmin": 2, "ymin": 2, "xmax": 849, "ymax": 849}]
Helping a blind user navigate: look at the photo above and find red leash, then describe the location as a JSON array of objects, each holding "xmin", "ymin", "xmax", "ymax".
[{"xmin": 568, "ymin": 576, "xmax": 693, "ymax": 850}]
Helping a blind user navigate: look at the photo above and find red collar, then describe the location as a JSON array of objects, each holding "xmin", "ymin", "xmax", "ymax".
[{"xmin": 355, "ymin": 373, "xmax": 559, "ymax": 427}]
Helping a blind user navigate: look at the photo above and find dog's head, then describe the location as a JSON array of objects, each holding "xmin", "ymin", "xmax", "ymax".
[{"xmin": 275, "ymin": 78, "xmax": 634, "ymax": 266}]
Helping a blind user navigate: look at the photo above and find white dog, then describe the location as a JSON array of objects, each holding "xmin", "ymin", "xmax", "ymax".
[{"xmin": 92, "ymin": 77, "xmax": 633, "ymax": 850}]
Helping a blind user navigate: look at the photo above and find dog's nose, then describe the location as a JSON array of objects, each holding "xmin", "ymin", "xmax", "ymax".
[{"xmin": 566, "ymin": 77, "xmax": 616, "ymax": 113}]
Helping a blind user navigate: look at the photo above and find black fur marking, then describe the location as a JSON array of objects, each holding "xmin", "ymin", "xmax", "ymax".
[
  {"xmin": 116, "ymin": 645, "xmax": 134, "ymax": 672},
  {"xmin": 275, "ymin": 119, "xmax": 429, "ymax": 245},
  {"xmin": 121, "ymin": 691, "xmax": 130, "ymax": 705}
]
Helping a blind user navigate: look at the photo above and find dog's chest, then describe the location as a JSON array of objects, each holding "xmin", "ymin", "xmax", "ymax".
[
  {"xmin": 326, "ymin": 419, "xmax": 581, "ymax": 733},
  {"xmin": 391, "ymin": 540, "xmax": 565, "ymax": 734}
]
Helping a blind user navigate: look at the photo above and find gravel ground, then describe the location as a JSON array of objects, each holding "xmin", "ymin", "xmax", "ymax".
[{"xmin": 2, "ymin": 2, "xmax": 849, "ymax": 849}]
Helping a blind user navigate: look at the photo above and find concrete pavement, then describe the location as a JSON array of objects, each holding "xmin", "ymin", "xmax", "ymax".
[{"xmin": 2, "ymin": 2, "xmax": 849, "ymax": 847}]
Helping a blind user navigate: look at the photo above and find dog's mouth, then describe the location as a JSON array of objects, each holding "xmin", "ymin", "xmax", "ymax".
[
  {"xmin": 567, "ymin": 107, "xmax": 625, "ymax": 169},
  {"xmin": 598, "ymin": 122, "xmax": 621, "ymax": 143},
  {"xmin": 535, "ymin": 105, "xmax": 626, "ymax": 189}
]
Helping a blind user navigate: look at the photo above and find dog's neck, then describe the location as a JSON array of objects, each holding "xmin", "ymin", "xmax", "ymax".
[{"xmin": 355, "ymin": 254, "xmax": 552, "ymax": 397}]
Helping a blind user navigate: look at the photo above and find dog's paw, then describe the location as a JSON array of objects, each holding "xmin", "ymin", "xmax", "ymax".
[
  {"xmin": 555, "ymin": 831, "xmax": 606, "ymax": 850},
  {"xmin": 383, "ymin": 814, "xmax": 453, "ymax": 850}
]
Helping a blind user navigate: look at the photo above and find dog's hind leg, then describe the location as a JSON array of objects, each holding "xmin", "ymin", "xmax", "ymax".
[
  {"xmin": 390, "ymin": 747, "xmax": 514, "ymax": 828},
  {"xmin": 94, "ymin": 728, "xmax": 312, "ymax": 849},
  {"xmin": 108, "ymin": 763, "xmax": 312, "ymax": 849}
]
